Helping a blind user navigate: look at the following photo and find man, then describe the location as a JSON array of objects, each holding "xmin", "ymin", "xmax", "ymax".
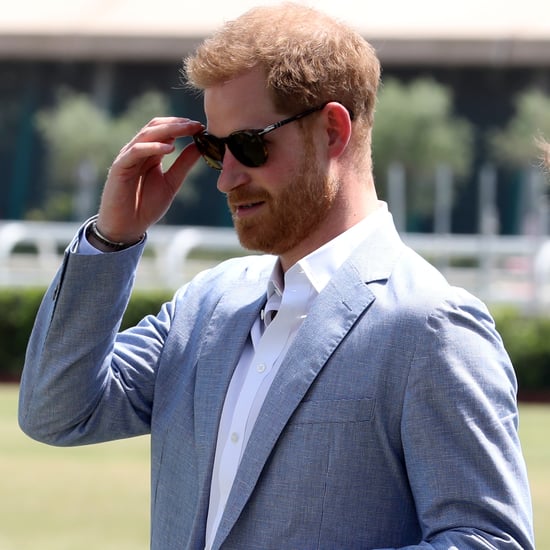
[{"xmin": 19, "ymin": 3, "xmax": 534, "ymax": 549}]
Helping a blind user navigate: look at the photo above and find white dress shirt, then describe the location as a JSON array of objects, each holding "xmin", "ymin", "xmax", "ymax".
[{"xmin": 204, "ymin": 202, "xmax": 390, "ymax": 549}]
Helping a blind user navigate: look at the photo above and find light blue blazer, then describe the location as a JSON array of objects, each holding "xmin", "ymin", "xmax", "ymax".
[{"xmin": 19, "ymin": 216, "xmax": 534, "ymax": 549}]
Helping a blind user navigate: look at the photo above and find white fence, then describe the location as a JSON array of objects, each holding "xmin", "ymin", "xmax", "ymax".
[
  {"xmin": 0, "ymin": 221, "xmax": 246, "ymax": 290},
  {"xmin": 1, "ymin": 220, "xmax": 550, "ymax": 310}
]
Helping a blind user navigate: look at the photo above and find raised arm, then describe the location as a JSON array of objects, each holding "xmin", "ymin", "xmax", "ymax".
[{"xmin": 18, "ymin": 117, "xmax": 203, "ymax": 444}]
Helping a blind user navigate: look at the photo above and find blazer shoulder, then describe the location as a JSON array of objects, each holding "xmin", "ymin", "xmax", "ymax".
[
  {"xmin": 169, "ymin": 254, "xmax": 276, "ymax": 314},
  {"xmin": 368, "ymin": 244, "xmax": 492, "ymax": 331},
  {"xmin": 188, "ymin": 254, "xmax": 277, "ymax": 288}
]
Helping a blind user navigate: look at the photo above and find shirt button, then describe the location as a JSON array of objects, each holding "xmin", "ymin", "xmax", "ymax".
[
  {"xmin": 257, "ymin": 363, "xmax": 267, "ymax": 373},
  {"xmin": 231, "ymin": 432, "xmax": 239, "ymax": 443}
]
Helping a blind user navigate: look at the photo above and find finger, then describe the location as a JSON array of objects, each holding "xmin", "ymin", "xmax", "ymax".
[
  {"xmin": 164, "ymin": 142, "xmax": 202, "ymax": 190},
  {"xmin": 113, "ymin": 141, "xmax": 176, "ymax": 174},
  {"xmin": 127, "ymin": 119, "xmax": 203, "ymax": 148},
  {"xmin": 145, "ymin": 116, "xmax": 199, "ymax": 127}
]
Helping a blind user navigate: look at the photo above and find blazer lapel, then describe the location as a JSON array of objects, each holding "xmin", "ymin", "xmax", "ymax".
[
  {"xmin": 192, "ymin": 262, "xmax": 274, "ymax": 532},
  {"xmin": 212, "ymin": 217, "xmax": 406, "ymax": 549}
]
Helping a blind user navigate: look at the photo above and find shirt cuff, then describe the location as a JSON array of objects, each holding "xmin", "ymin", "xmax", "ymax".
[{"xmin": 79, "ymin": 228, "xmax": 104, "ymax": 255}]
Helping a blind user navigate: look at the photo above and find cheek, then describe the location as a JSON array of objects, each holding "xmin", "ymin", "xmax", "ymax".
[
  {"xmin": 261, "ymin": 164, "xmax": 300, "ymax": 198},
  {"xmin": 261, "ymin": 129, "xmax": 320, "ymax": 195},
  {"xmin": 268, "ymin": 131, "xmax": 309, "ymax": 171}
]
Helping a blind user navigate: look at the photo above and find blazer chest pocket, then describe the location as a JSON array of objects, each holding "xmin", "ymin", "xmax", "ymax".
[{"xmin": 290, "ymin": 397, "xmax": 375, "ymax": 425}]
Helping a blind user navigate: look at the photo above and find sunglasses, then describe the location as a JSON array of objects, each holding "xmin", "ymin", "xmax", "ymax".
[{"xmin": 193, "ymin": 104, "xmax": 327, "ymax": 171}]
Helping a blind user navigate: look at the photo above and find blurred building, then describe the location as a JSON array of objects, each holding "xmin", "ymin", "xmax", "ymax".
[{"xmin": 1, "ymin": 0, "xmax": 549, "ymax": 230}]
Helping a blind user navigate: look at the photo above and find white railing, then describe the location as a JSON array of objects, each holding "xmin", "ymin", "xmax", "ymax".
[
  {"xmin": 0, "ymin": 221, "xmax": 246, "ymax": 289},
  {"xmin": 1, "ymin": 220, "xmax": 549, "ymax": 309}
]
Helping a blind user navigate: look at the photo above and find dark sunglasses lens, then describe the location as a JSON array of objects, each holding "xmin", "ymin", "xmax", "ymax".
[
  {"xmin": 193, "ymin": 132, "xmax": 224, "ymax": 170},
  {"xmin": 227, "ymin": 131, "xmax": 268, "ymax": 168}
]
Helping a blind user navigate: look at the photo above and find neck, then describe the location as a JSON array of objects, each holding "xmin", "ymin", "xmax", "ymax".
[{"xmin": 279, "ymin": 189, "xmax": 379, "ymax": 272}]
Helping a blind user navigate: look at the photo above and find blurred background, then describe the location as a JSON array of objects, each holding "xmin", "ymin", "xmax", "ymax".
[
  {"xmin": 1, "ymin": 0, "xmax": 550, "ymax": 304},
  {"xmin": 0, "ymin": 2, "xmax": 549, "ymax": 548}
]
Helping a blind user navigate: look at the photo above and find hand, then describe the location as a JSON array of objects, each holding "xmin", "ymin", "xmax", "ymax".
[{"xmin": 96, "ymin": 117, "xmax": 204, "ymax": 243}]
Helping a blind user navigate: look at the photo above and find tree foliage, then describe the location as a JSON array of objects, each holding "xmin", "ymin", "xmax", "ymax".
[
  {"xmin": 489, "ymin": 89, "xmax": 550, "ymax": 169},
  {"xmin": 34, "ymin": 90, "xmax": 200, "ymax": 221},
  {"xmin": 372, "ymin": 78, "xmax": 473, "ymax": 216}
]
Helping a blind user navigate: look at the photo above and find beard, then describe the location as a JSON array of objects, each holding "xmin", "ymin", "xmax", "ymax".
[{"xmin": 227, "ymin": 139, "xmax": 339, "ymax": 256}]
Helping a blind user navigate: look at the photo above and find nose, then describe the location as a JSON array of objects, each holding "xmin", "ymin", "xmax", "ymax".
[{"xmin": 216, "ymin": 148, "xmax": 251, "ymax": 193}]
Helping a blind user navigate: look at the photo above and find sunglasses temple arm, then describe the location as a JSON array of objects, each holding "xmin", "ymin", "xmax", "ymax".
[
  {"xmin": 258, "ymin": 119, "xmax": 291, "ymax": 136},
  {"xmin": 258, "ymin": 105, "xmax": 326, "ymax": 136}
]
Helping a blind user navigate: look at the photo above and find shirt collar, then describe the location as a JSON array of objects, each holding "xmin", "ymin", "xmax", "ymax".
[{"xmin": 266, "ymin": 262, "xmax": 284, "ymax": 301}]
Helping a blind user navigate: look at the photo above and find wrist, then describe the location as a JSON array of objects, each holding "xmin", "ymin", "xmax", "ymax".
[{"xmin": 86, "ymin": 221, "xmax": 144, "ymax": 252}]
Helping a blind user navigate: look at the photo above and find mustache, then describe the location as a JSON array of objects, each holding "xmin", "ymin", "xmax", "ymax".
[{"xmin": 227, "ymin": 188, "xmax": 271, "ymax": 207}]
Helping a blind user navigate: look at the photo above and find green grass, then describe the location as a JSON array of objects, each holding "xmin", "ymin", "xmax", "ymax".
[
  {"xmin": 1, "ymin": 385, "xmax": 548, "ymax": 548},
  {"xmin": 0, "ymin": 385, "xmax": 149, "ymax": 550},
  {"xmin": 518, "ymin": 403, "xmax": 550, "ymax": 549}
]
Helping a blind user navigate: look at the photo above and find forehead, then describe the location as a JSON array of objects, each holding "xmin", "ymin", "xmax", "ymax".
[{"xmin": 203, "ymin": 68, "xmax": 278, "ymax": 134}]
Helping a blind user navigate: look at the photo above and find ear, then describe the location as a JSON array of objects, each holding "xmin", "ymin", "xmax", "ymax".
[{"xmin": 323, "ymin": 102, "xmax": 352, "ymax": 159}]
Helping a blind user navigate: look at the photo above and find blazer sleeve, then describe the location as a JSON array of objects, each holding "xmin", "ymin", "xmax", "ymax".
[
  {"xmin": 18, "ymin": 230, "xmax": 176, "ymax": 446},
  {"xmin": 391, "ymin": 290, "xmax": 534, "ymax": 549}
]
